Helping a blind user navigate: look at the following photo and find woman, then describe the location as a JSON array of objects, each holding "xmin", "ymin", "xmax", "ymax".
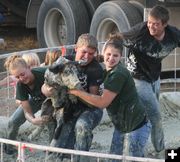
[
  {"xmin": 0, "ymin": 53, "xmax": 40, "ymax": 88},
  {"xmin": 4, "ymin": 54, "xmax": 55, "ymax": 154},
  {"xmin": 69, "ymin": 34, "xmax": 151, "ymax": 159}
]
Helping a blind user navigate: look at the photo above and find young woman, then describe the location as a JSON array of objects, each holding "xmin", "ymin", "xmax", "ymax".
[
  {"xmin": 4, "ymin": 54, "xmax": 55, "ymax": 155},
  {"xmin": 0, "ymin": 53, "xmax": 40, "ymax": 88},
  {"xmin": 69, "ymin": 34, "xmax": 151, "ymax": 159}
]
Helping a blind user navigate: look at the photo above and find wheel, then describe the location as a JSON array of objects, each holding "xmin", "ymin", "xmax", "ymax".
[
  {"xmin": 37, "ymin": 0, "xmax": 90, "ymax": 48},
  {"xmin": 129, "ymin": 0, "xmax": 144, "ymax": 20},
  {"xmin": 83, "ymin": 0, "xmax": 107, "ymax": 20},
  {"xmin": 90, "ymin": 0, "xmax": 143, "ymax": 48}
]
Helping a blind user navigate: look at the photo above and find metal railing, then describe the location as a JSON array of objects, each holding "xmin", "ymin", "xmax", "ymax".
[{"xmin": 0, "ymin": 138, "xmax": 164, "ymax": 162}]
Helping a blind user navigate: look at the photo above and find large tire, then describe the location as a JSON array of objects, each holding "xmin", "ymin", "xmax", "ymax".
[
  {"xmin": 83, "ymin": 0, "xmax": 107, "ymax": 20},
  {"xmin": 129, "ymin": 0, "xmax": 144, "ymax": 20},
  {"xmin": 37, "ymin": 0, "xmax": 90, "ymax": 48},
  {"xmin": 90, "ymin": 0, "xmax": 143, "ymax": 45}
]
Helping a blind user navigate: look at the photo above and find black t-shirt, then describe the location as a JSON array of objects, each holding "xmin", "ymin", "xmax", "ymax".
[
  {"xmin": 65, "ymin": 55, "xmax": 103, "ymax": 113},
  {"xmin": 123, "ymin": 22, "xmax": 180, "ymax": 82},
  {"xmin": 16, "ymin": 67, "xmax": 47, "ymax": 104}
]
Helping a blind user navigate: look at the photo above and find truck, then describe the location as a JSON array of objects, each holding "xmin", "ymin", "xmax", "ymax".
[{"xmin": 0, "ymin": 0, "xmax": 180, "ymax": 79}]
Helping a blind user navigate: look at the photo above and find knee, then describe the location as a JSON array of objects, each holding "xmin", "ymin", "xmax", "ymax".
[
  {"xmin": 75, "ymin": 119, "xmax": 91, "ymax": 136},
  {"xmin": 8, "ymin": 119, "xmax": 19, "ymax": 130},
  {"xmin": 149, "ymin": 111, "xmax": 162, "ymax": 125},
  {"xmin": 8, "ymin": 115, "xmax": 24, "ymax": 129}
]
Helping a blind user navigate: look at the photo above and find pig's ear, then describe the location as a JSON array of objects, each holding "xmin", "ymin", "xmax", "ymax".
[{"xmin": 49, "ymin": 63, "xmax": 65, "ymax": 74}]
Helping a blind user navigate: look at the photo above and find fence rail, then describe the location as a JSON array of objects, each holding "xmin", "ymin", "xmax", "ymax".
[{"xmin": 0, "ymin": 138, "xmax": 164, "ymax": 162}]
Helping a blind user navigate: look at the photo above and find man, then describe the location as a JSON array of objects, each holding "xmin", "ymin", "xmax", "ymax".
[
  {"xmin": 42, "ymin": 33, "xmax": 104, "ymax": 161},
  {"xmin": 4, "ymin": 54, "xmax": 55, "ymax": 154},
  {"xmin": 122, "ymin": 5, "xmax": 180, "ymax": 153}
]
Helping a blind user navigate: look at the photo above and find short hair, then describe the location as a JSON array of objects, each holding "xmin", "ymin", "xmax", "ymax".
[
  {"xmin": 76, "ymin": 33, "xmax": 98, "ymax": 51},
  {"xmin": 149, "ymin": 5, "xmax": 169, "ymax": 24},
  {"xmin": 4, "ymin": 53, "xmax": 28, "ymax": 72},
  {"xmin": 22, "ymin": 53, "xmax": 40, "ymax": 68}
]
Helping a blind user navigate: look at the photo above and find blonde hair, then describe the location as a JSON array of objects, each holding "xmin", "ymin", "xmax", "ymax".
[
  {"xmin": 4, "ymin": 53, "xmax": 28, "ymax": 72},
  {"xmin": 44, "ymin": 50, "xmax": 61, "ymax": 66},
  {"xmin": 76, "ymin": 33, "xmax": 98, "ymax": 50},
  {"xmin": 22, "ymin": 53, "xmax": 40, "ymax": 68}
]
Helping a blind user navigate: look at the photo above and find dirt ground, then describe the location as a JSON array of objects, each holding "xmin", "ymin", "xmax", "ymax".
[
  {"xmin": 0, "ymin": 26, "xmax": 39, "ymax": 72},
  {"xmin": 0, "ymin": 26, "xmax": 38, "ymax": 52}
]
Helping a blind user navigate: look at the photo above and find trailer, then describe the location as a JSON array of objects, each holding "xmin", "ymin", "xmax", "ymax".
[{"xmin": 0, "ymin": 0, "xmax": 180, "ymax": 77}]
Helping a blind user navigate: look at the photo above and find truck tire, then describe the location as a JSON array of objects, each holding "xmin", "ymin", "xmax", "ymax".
[
  {"xmin": 37, "ymin": 0, "xmax": 90, "ymax": 48},
  {"xmin": 83, "ymin": 0, "xmax": 107, "ymax": 20},
  {"xmin": 90, "ymin": 0, "xmax": 142, "ymax": 44},
  {"xmin": 129, "ymin": 0, "xmax": 144, "ymax": 20}
]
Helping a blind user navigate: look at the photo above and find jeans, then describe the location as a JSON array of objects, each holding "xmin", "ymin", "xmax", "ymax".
[
  {"xmin": 133, "ymin": 78, "xmax": 165, "ymax": 152},
  {"xmin": 54, "ymin": 108, "xmax": 103, "ymax": 161},
  {"xmin": 110, "ymin": 121, "xmax": 151, "ymax": 162},
  {"xmin": 7, "ymin": 99, "xmax": 55, "ymax": 142}
]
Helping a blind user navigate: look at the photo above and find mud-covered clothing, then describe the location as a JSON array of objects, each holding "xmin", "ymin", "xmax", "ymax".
[
  {"xmin": 53, "ymin": 57, "xmax": 103, "ymax": 161},
  {"xmin": 110, "ymin": 121, "xmax": 151, "ymax": 160},
  {"xmin": 104, "ymin": 63, "xmax": 146, "ymax": 133},
  {"xmin": 65, "ymin": 55, "xmax": 103, "ymax": 91},
  {"xmin": 102, "ymin": 63, "xmax": 150, "ymax": 159},
  {"xmin": 65, "ymin": 55, "xmax": 103, "ymax": 115},
  {"xmin": 6, "ymin": 67, "xmax": 55, "ymax": 146},
  {"xmin": 123, "ymin": 22, "xmax": 180, "ymax": 82},
  {"xmin": 16, "ymin": 67, "xmax": 46, "ymax": 102},
  {"xmin": 121, "ymin": 22, "xmax": 180, "ymax": 152}
]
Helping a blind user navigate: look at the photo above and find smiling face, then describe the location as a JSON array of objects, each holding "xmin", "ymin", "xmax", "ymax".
[
  {"xmin": 10, "ymin": 65, "xmax": 33, "ymax": 85},
  {"xmin": 104, "ymin": 46, "xmax": 121, "ymax": 71},
  {"xmin": 147, "ymin": 15, "xmax": 167, "ymax": 40}
]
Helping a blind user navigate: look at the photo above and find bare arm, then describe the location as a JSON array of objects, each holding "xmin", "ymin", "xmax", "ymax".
[
  {"xmin": 89, "ymin": 85, "xmax": 99, "ymax": 95},
  {"xmin": 21, "ymin": 100, "xmax": 45, "ymax": 125},
  {"xmin": 69, "ymin": 88, "xmax": 117, "ymax": 109}
]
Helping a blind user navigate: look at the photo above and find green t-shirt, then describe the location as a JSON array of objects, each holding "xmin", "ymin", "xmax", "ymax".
[
  {"xmin": 104, "ymin": 63, "xmax": 145, "ymax": 133},
  {"xmin": 16, "ymin": 67, "xmax": 47, "ymax": 103}
]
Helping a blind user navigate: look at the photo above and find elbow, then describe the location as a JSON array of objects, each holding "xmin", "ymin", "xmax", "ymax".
[
  {"xmin": 97, "ymin": 102, "xmax": 109, "ymax": 109},
  {"xmin": 97, "ymin": 105, "xmax": 105, "ymax": 109}
]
